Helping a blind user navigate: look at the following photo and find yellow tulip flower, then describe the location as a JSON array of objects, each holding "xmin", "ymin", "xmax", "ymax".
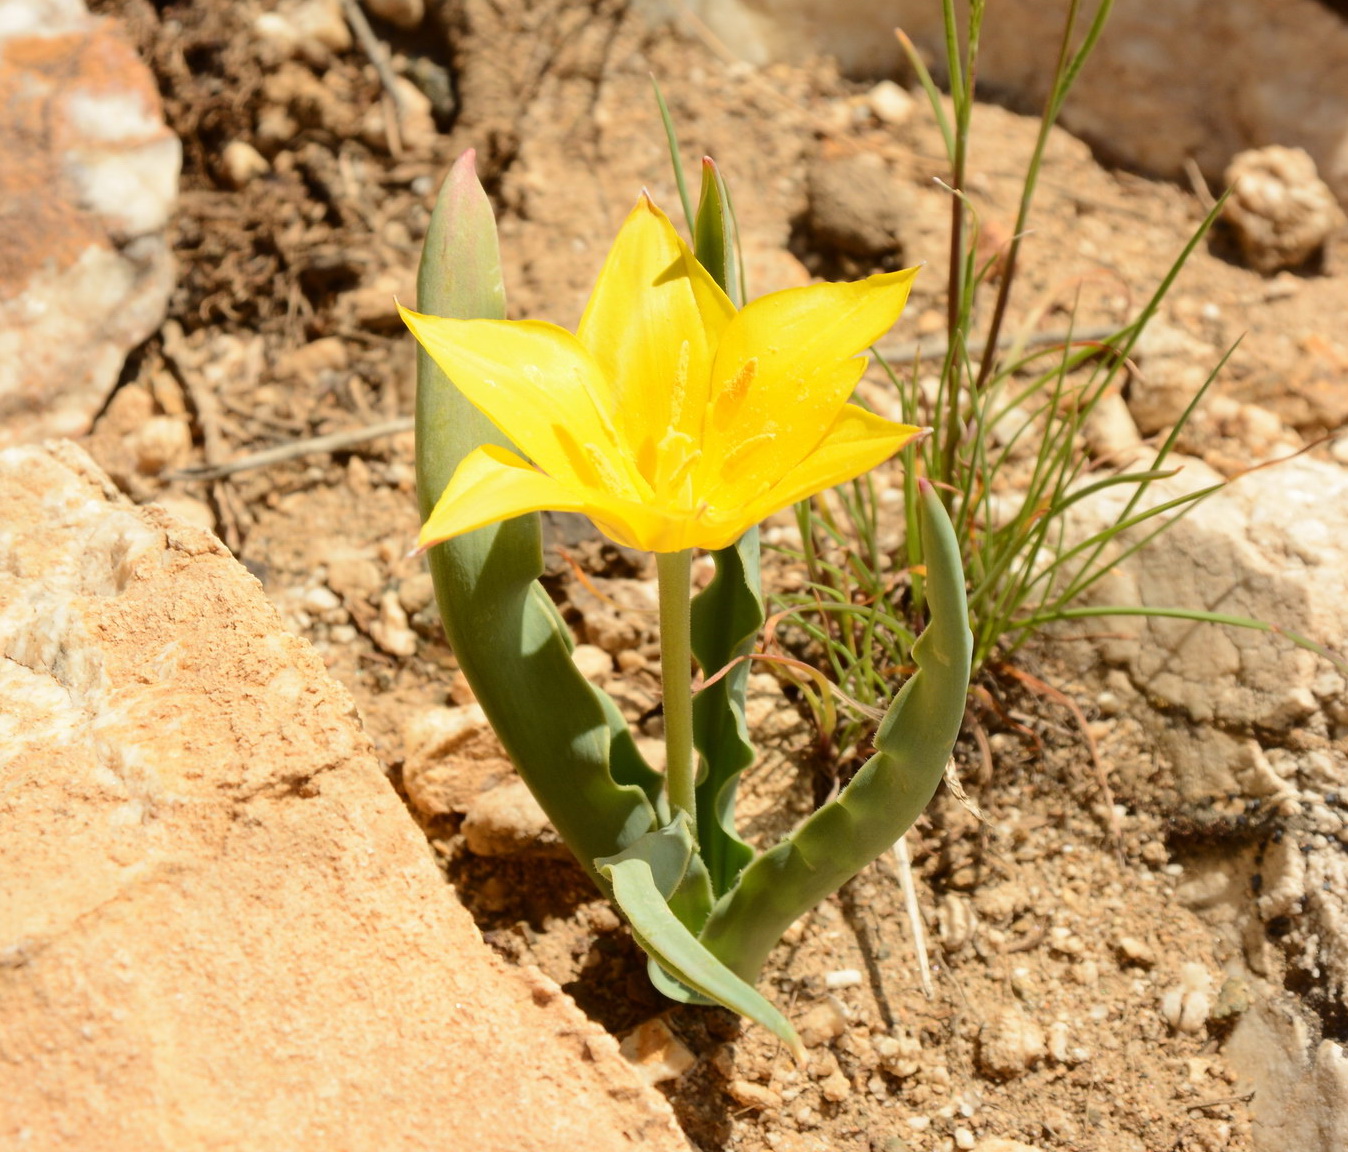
[{"xmin": 403, "ymin": 194, "xmax": 921, "ymax": 554}]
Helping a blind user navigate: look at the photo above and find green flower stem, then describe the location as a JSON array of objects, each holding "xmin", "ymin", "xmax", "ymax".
[{"xmin": 656, "ymin": 548, "xmax": 697, "ymax": 829}]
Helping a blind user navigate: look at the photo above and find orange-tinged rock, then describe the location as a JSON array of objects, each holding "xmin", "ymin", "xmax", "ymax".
[{"xmin": 0, "ymin": 441, "xmax": 690, "ymax": 1152}]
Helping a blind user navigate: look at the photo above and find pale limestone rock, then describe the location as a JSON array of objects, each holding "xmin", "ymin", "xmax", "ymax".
[
  {"xmin": 1224, "ymin": 146, "xmax": 1345, "ymax": 273},
  {"xmin": 1226, "ymin": 998, "xmax": 1348, "ymax": 1152},
  {"xmin": 669, "ymin": 0, "xmax": 1348, "ymax": 203},
  {"xmin": 0, "ymin": 0, "xmax": 179, "ymax": 446},
  {"xmin": 1063, "ymin": 455, "xmax": 1348, "ymax": 799},
  {"xmin": 0, "ymin": 441, "xmax": 690, "ymax": 1152}
]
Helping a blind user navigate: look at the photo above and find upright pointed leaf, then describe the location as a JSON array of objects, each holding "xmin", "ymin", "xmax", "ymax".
[
  {"xmin": 689, "ymin": 159, "xmax": 761, "ymax": 895},
  {"xmin": 416, "ymin": 152, "xmax": 661, "ymax": 887}
]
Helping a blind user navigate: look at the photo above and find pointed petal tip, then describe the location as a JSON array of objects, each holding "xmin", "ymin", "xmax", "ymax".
[{"xmin": 917, "ymin": 476, "xmax": 933, "ymax": 494}]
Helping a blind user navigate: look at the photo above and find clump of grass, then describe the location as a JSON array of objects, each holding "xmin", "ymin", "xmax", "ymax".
[{"xmin": 769, "ymin": 0, "xmax": 1342, "ymax": 767}]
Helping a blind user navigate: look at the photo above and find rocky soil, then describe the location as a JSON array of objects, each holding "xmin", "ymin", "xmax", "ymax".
[{"xmin": 4, "ymin": 1, "xmax": 1348, "ymax": 1150}]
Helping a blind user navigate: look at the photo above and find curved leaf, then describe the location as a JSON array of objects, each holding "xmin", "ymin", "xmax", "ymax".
[
  {"xmin": 600, "ymin": 853, "xmax": 803, "ymax": 1063},
  {"xmin": 696, "ymin": 479, "xmax": 972, "ymax": 980}
]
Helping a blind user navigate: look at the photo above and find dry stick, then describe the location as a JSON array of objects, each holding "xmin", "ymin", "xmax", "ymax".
[
  {"xmin": 1001, "ymin": 662, "xmax": 1125, "ymax": 861},
  {"xmin": 1183, "ymin": 1091, "xmax": 1256, "ymax": 1114},
  {"xmin": 891, "ymin": 831, "xmax": 934, "ymax": 999},
  {"xmin": 162, "ymin": 323, "xmax": 245, "ymax": 549},
  {"xmin": 339, "ymin": 0, "xmax": 406, "ymax": 153},
  {"xmin": 168, "ymin": 416, "xmax": 413, "ymax": 482},
  {"xmin": 873, "ymin": 322, "xmax": 1121, "ymax": 368}
]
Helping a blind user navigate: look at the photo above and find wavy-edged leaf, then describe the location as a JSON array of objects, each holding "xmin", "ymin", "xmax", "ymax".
[
  {"xmin": 690, "ymin": 531, "xmax": 762, "ymax": 895},
  {"xmin": 696, "ymin": 480, "xmax": 972, "ymax": 981}
]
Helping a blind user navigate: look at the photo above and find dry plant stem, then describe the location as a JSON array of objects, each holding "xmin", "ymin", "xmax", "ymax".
[
  {"xmin": 656, "ymin": 548, "xmax": 697, "ymax": 829},
  {"xmin": 892, "ymin": 831, "xmax": 934, "ymax": 998},
  {"xmin": 873, "ymin": 322, "xmax": 1119, "ymax": 369},
  {"xmin": 339, "ymin": 0, "xmax": 405, "ymax": 147},
  {"xmin": 169, "ymin": 417, "xmax": 413, "ymax": 481}
]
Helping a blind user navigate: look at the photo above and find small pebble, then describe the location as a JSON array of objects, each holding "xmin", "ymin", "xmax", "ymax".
[
  {"xmin": 727, "ymin": 1079, "xmax": 782, "ymax": 1110},
  {"xmin": 977, "ymin": 1007, "xmax": 1046, "ymax": 1080},
  {"xmin": 875, "ymin": 1031, "xmax": 922, "ymax": 1078},
  {"xmin": 362, "ymin": 0, "xmax": 423, "ymax": 28},
  {"xmin": 221, "ymin": 140, "xmax": 269, "ymax": 188},
  {"xmin": 1160, "ymin": 962, "xmax": 1213, "ymax": 1033},
  {"xmin": 618, "ymin": 1017, "xmax": 695, "ymax": 1086},
  {"xmin": 397, "ymin": 572, "xmax": 435, "ymax": 616},
  {"xmin": 461, "ymin": 779, "xmax": 560, "ymax": 857},
  {"xmin": 820, "ymin": 1070, "xmax": 851, "ymax": 1102},
  {"xmin": 371, "ymin": 589, "xmax": 417, "ymax": 657},
  {"xmin": 1115, "ymin": 935, "xmax": 1157, "ymax": 968},
  {"xmin": 866, "ymin": 79, "xmax": 915, "ymax": 126},
  {"xmin": 569, "ymin": 643, "xmax": 613, "ymax": 684},
  {"xmin": 796, "ymin": 1000, "xmax": 848, "ymax": 1049}
]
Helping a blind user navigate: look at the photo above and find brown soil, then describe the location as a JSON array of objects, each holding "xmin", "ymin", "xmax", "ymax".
[{"xmin": 87, "ymin": 1, "xmax": 1348, "ymax": 1149}]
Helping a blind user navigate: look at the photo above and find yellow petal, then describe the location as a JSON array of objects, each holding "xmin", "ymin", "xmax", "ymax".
[
  {"xmin": 736, "ymin": 404, "xmax": 922, "ymax": 527},
  {"xmin": 576, "ymin": 196, "xmax": 735, "ymax": 487},
  {"xmin": 419, "ymin": 445, "xmax": 590, "ymax": 549},
  {"xmin": 698, "ymin": 267, "xmax": 918, "ymax": 489},
  {"xmin": 419, "ymin": 444, "xmax": 694, "ymax": 555},
  {"xmin": 401, "ymin": 305, "xmax": 647, "ymax": 499}
]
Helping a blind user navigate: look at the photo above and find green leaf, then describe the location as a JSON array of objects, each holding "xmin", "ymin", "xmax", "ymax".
[
  {"xmin": 687, "ymin": 157, "xmax": 761, "ymax": 896},
  {"xmin": 599, "ymin": 852, "xmax": 804, "ymax": 1063},
  {"xmin": 692, "ymin": 157, "xmax": 742, "ymax": 307},
  {"xmin": 696, "ymin": 480, "xmax": 972, "ymax": 982},
  {"xmin": 416, "ymin": 152, "xmax": 659, "ymax": 889}
]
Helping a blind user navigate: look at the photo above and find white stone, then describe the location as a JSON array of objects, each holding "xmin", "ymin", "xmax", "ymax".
[
  {"xmin": 866, "ymin": 79, "xmax": 914, "ymax": 126},
  {"xmin": 222, "ymin": 140, "xmax": 270, "ymax": 188},
  {"xmin": 619, "ymin": 1017, "xmax": 696, "ymax": 1086},
  {"xmin": 1063, "ymin": 455, "xmax": 1348, "ymax": 799}
]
